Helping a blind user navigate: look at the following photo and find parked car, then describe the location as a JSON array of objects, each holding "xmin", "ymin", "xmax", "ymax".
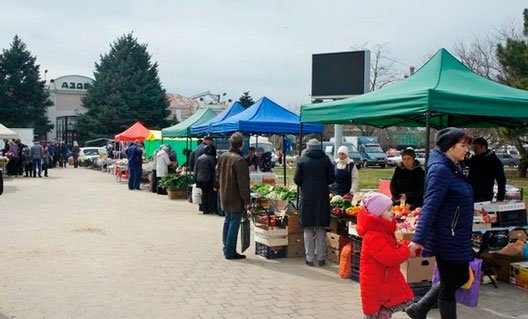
[
  {"xmin": 496, "ymin": 148, "xmax": 520, "ymax": 159},
  {"xmin": 79, "ymin": 147, "xmax": 107, "ymax": 160},
  {"xmin": 387, "ymin": 155, "xmax": 401, "ymax": 167},
  {"xmin": 496, "ymin": 153, "xmax": 519, "ymax": 167},
  {"xmin": 416, "ymin": 152, "xmax": 427, "ymax": 166}
]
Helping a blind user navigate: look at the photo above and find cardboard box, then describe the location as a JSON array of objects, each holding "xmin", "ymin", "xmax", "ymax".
[
  {"xmin": 327, "ymin": 247, "xmax": 340, "ymax": 264},
  {"xmin": 286, "ymin": 243, "xmax": 305, "ymax": 258},
  {"xmin": 326, "ymin": 232, "xmax": 349, "ymax": 250},
  {"xmin": 328, "ymin": 217, "xmax": 348, "ymax": 235},
  {"xmin": 481, "ymin": 252, "xmax": 526, "ymax": 282},
  {"xmin": 401, "ymin": 257, "xmax": 435, "ymax": 284},
  {"xmin": 286, "ymin": 213, "xmax": 302, "ymax": 234},
  {"xmin": 395, "ymin": 231, "xmax": 414, "ymax": 241},
  {"xmin": 510, "ymin": 261, "xmax": 528, "ymax": 289}
]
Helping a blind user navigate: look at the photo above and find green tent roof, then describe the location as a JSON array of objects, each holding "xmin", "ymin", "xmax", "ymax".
[
  {"xmin": 301, "ymin": 49, "xmax": 528, "ymax": 129},
  {"xmin": 162, "ymin": 108, "xmax": 217, "ymax": 138}
]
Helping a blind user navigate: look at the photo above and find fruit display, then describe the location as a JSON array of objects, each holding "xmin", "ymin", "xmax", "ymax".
[
  {"xmin": 392, "ymin": 205, "xmax": 421, "ymax": 219},
  {"xmin": 330, "ymin": 194, "xmax": 359, "ymax": 218}
]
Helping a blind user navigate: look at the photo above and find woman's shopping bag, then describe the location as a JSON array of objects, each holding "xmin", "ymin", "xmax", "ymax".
[
  {"xmin": 432, "ymin": 258, "xmax": 483, "ymax": 307},
  {"xmin": 191, "ymin": 184, "xmax": 202, "ymax": 205}
]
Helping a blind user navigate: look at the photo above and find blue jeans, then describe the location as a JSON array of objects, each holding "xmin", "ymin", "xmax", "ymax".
[
  {"xmin": 32, "ymin": 159, "xmax": 42, "ymax": 177},
  {"xmin": 128, "ymin": 165, "xmax": 142, "ymax": 189},
  {"xmin": 223, "ymin": 211, "xmax": 242, "ymax": 257}
]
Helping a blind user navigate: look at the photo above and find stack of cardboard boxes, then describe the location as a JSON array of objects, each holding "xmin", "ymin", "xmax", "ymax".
[
  {"xmin": 286, "ymin": 212, "xmax": 305, "ymax": 258},
  {"xmin": 326, "ymin": 232, "xmax": 349, "ymax": 264},
  {"xmin": 510, "ymin": 261, "xmax": 528, "ymax": 290}
]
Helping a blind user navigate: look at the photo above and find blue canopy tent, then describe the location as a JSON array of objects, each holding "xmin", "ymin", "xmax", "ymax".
[
  {"xmin": 208, "ymin": 97, "xmax": 323, "ymax": 134},
  {"xmin": 190, "ymin": 101, "xmax": 245, "ymax": 136},
  {"xmin": 209, "ymin": 97, "xmax": 323, "ymax": 185}
]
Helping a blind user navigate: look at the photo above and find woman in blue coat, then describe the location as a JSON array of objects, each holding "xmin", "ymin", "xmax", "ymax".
[{"xmin": 407, "ymin": 128, "xmax": 473, "ymax": 319}]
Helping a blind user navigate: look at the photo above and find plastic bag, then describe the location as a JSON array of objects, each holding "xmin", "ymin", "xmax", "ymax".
[
  {"xmin": 339, "ymin": 243, "xmax": 352, "ymax": 279},
  {"xmin": 192, "ymin": 184, "xmax": 202, "ymax": 204}
]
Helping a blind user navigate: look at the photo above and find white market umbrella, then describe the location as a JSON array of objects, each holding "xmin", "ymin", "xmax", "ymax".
[{"xmin": 0, "ymin": 124, "xmax": 19, "ymax": 139}]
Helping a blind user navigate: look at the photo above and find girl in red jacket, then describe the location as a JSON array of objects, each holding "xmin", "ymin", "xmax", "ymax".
[{"xmin": 357, "ymin": 192, "xmax": 414, "ymax": 319}]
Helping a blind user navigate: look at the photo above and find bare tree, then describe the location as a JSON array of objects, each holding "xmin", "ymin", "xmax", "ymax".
[{"xmin": 368, "ymin": 43, "xmax": 402, "ymax": 91}]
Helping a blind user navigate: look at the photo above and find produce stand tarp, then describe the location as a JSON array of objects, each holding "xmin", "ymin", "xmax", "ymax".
[
  {"xmin": 190, "ymin": 102, "xmax": 245, "ymax": 135},
  {"xmin": 115, "ymin": 122, "xmax": 150, "ymax": 142},
  {"xmin": 0, "ymin": 124, "xmax": 19, "ymax": 139},
  {"xmin": 162, "ymin": 108, "xmax": 217, "ymax": 138},
  {"xmin": 209, "ymin": 97, "xmax": 323, "ymax": 134},
  {"xmin": 144, "ymin": 136, "xmax": 199, "ymax": 163},
  {"xmin": 300, "ymin": 49, "xmax": 528, "ymax": 129}
]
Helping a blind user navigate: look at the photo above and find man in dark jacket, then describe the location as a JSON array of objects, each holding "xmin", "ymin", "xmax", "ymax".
[
  {"xmin": 215, "ymin": 132, "xmax": 250, "ymax": 260},
  {"xmin": 390, "ymin": 148, "xmax": 425, "ymax": 208},
  {"xmin": 467, "ymin": 138, "xmax": 506, "ymax": 202},
  {"xmin": 294, "ymin": 138, "xmax": 335, "ymax": 267},
  {"xmin": 195, "ymin": 145, "xmax": 218, "ymax": 215},
  {"xmin": 190, "ymin": 136, "xmax": 212, "ymax": 171},
  {"xmin": 126, "ymin": 140, "xmax": 143, "ymax": 190}
]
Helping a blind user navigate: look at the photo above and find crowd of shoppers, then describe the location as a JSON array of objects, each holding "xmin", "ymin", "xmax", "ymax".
[{"xmin": 1, "ymin": 138, "xmax": 76, "ymax": 178}]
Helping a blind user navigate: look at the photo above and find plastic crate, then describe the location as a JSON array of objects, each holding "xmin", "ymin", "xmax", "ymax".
[
  {"xmin": 351, "ymin": 252, "xmax": 361, "ymax": 269},
  {"xmin": 351, "ymin": 235, "xmax": 362, "ymax": 254},
  {"xmin": 255, "ymin": 242, "xmax": 286, "ymax": 259},
  {"xmin": 492, "ymin": 209, "xmax": 527, "ymax": 227},
  {"xmin": 350, "ymin": 265, "xmax": 360, "ymax": 282}
]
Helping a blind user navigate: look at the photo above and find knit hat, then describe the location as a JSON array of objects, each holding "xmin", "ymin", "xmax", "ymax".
[
  {"xmin": 306, "ymin": 139, "xmax": 320, "ymax": 150},
  {"xmin": 435, "ymin": 127, "xmax": 467, "ymax": 152},
  {"xmin": 401, "ymin": 148, "xmax": 416, "ymax": 159},
  {"xmin": 337, "ymin": 145, "xmax": 349, "ymax": 155},
  {"xmin": 362, "ymin": 192, "xmax": 393, "ymax": 217}
]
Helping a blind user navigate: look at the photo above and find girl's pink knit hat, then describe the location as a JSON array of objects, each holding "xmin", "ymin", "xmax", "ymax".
[{"xmin": 362, "ymin": 192, "xmax": 393, "ymax": 217}]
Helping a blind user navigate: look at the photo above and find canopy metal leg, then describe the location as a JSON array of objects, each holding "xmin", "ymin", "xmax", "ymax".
[
  {"xmin": 425, "ymin": 111, "xmax": 431, "ymax": 173},
  {"xmin": 296, "ymin": 124, "xmax": 304, "ymax": 209}
]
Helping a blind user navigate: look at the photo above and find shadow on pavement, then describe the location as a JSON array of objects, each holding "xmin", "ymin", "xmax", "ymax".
[{"xmin": 0, "ymin": 312, "xmax": 10, "ymax": 319}]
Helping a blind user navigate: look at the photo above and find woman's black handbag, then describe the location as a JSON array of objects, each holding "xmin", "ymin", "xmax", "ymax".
[{"xmin": 240, "ymin": 211, "xmax": 250, "ymax": 252}]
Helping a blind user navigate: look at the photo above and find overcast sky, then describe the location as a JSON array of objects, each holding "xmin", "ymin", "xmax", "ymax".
[{"xmin": 1, "ymin": 1, "xmax": 526, "ymax": 109}]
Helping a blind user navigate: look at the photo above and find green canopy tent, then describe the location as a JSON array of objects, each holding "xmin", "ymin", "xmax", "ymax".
[
  {"xmin": 300, "ymin": 48, "xmax": 528, "ymax": 164},
  {"xmin": 162, "ymin": 108, "xmax": 217, "ymax": 138},
  {"xmin": 162, "ymin": 108, "xmax": 217, "ymax": 170}
]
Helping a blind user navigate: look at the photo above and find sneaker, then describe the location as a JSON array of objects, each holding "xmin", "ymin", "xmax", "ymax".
[
  {"xmin": 306, "ymin": 260, "xmax": 314, "ymax": 267},
  {"xmin": 318, "ymin": 260, "xmax": 326, "ymax": 266}
]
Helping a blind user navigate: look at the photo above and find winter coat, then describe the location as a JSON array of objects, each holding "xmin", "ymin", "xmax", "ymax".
[
  {"xmin": 195, "ymin": 153, "xmax": 216, "ymax": 186},
  {"xmin": 356, "ymin": 207, "xmax": 414, "ymax": 315},
  {"xmin": 246, "ymin": 155, "xmax": 258, "ymax": 170},
  {"xmin": 190, "ymin": 143, "xmax": 207, "ymax": 171},
  {"xmin": 413, "ymin": 149, "xmax": 474, "ymax": 262},
  {"xmin": 466, "ymin": 150, "xmax": 506, "ymax": 202},
  {"xmin": 390, "ymin": 160, "xmax": 425, "ymax": 207},
  {"xmin": 294, "ymin": 149, "xmax": 335, "ymax": 227},
  {"xmin": 215, "ymin": 148, "xmax": 250, "ymax": 213},
  {"xmin": 155, "ymin": 150, "xmax": 171, "ymax": 177},
  {"xmin": 126, "ymin": 144, "xmax": 143, "ymax": 168},
  {"xmin": 30, "ymin": 144, "xmax": 44, "ymax": 160}
]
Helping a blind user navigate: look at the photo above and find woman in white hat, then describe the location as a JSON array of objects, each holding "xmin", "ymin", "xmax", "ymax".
[{"xmin": 330, "ymin": 145, "xmax": 359, "ymax": 196}]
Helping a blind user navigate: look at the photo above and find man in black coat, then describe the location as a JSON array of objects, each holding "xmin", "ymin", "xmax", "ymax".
[
  {"xmin": 190, "ymin": 136, "xmax": 212, "ymax": 171},
  {"xmin": 467, "ymin": 138, "xmax": 506, "ymax": 202},
  {"xmin": 294, "ymin": 138, "xmax": 335, "ymax": 267},
  {"xmin": 194, "ymin": 145, "xmax": 218, "ymax": 214}
]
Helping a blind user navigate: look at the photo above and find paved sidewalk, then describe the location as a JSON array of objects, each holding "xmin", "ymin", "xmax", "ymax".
[{"xmin": 0, "ymin": 168, "xmax": 527, "ymax": 319}]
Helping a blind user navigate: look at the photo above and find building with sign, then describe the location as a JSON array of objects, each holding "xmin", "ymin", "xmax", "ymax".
[{"xmin": 46, "ymin": 75, "xmax": 94, "ymax": 145}]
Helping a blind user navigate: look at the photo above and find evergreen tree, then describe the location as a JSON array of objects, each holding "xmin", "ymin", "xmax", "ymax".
[
  {"xmin": 77, "ymin": 33, "xmax": 170, "ymax": 141},
  {"xmin": 496, "ymin": 9, "xmax": 528, "ymax": 177},
  {"xmin": 0, "ymin": 35, "xmax": 52, "ymax": 137},
  {"xmin": 238, "ymin": 91, "xmax": 255, "ymax": 108}
]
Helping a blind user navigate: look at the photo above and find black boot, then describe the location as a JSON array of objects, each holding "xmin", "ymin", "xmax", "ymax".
[
  {"xmin": 438, "ymin": 299, "xmax": 457, "ymax": 319},
  {"xmin": 405, "ymin": 284, "xmax": 440, "ymax": 319}
]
